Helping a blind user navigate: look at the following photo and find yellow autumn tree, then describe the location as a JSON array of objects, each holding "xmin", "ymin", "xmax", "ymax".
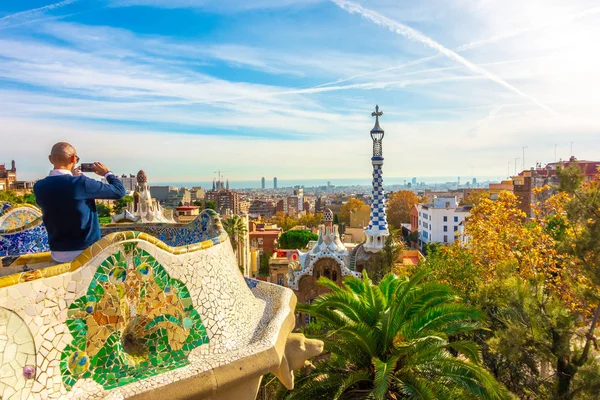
[
  {"xmin": 339, "ymin": 198, "xmax": 369, "ymax": 225},
  {"xmin": 386, "ymin": 190, "xmax": 419, "ymax": 229},
  {"xmin": 457, "ymin": 190, "xmax": 571, "ymax": 297}
]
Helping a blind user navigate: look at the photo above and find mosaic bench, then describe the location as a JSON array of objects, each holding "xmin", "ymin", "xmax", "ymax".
[
  {"xmin": 0, "ymin": 212, "xmax": 322, "ymax": 400},
  {"xmin": 1, "ymin": 204, "xmax": 224, "ymax": 257}
]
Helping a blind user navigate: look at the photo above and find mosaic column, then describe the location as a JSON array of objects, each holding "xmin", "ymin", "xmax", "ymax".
[{"xmin": 365, "ymin": 105, "xmax": 389, "ymax": 252}]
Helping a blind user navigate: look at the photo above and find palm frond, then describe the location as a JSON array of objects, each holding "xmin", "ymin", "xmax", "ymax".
[{"xmin": 372, "ymin": 356, "xmax": 399, "ymax": 400}]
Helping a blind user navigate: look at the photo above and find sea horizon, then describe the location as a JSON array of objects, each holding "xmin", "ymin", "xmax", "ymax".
[{"xmin": 149, "ymin": 176, "xmax": 506, "ymax": 190}]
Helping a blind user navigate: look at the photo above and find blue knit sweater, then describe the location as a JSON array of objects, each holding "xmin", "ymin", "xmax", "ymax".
[{"xmin": 34, "ymin": 174, "xmax": 126, "ymax": 251}]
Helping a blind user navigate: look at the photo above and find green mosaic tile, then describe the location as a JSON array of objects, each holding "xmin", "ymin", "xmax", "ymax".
[{"xmin": 61, "ymin": 245, "xmax": 209, "ymax": 391}]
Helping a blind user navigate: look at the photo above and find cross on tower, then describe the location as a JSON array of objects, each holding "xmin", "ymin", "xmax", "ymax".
[{"xmin": 371, "ymin": 105, "xmax": 383, "ymax": 121}]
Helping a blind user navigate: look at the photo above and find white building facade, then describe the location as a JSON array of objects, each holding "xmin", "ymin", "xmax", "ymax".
[{"xmin": 417, "ymin": 196, "xmax": 470, "ymax": 250}]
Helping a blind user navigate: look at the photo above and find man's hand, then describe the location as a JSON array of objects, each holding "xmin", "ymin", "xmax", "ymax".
[
  {"xmin": 93, "ymin": 162, "xmax": 111, "ymax": 177},
  {"xmin": 72, "ymin": 166, "xmax": 82, "ymax": 176}
]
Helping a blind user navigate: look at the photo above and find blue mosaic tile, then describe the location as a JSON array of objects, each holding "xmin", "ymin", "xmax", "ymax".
[
  {"xmin": 0, "ymin": 209, "xmax": 223, "ymax": 257},
  {"xmin": 244, "ymin": 277, "xmax": 259, "ymax": 289}
]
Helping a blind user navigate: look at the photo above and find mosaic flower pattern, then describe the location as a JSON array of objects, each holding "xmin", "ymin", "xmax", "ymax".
[
  {"xmin": 0, "ymin": 208, "xmax": 41, "ymax": 231},
  {"xmin": 61, "ymin": 243, "xmax": 209, "ymax": 390}
]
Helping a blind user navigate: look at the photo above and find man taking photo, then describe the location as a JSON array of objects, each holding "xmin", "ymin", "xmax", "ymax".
[{"xmin": 34, "ymin": 142, "xmax": 126, "ymax": 263}]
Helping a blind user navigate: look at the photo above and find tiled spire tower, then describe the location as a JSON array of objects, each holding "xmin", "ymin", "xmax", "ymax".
[{"xmin": 365, "ymin": 105, "xmax": 389, "ymax": 252}]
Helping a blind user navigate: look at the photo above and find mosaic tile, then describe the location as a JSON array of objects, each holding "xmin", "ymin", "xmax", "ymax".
[
  {"xmin": 0, "ymin": 209, "xmax": 225, "ymax": 257},
  {"xmin": 0, "ymin": 306, "xmax": 36, "ymax": 399},
  {"xmin": 0, "ymin": 209, "xmax": 312, "ymax": 400},
  {"xmin": 61, "ymin": 244, "xmax": 209, "ymax": 391}
]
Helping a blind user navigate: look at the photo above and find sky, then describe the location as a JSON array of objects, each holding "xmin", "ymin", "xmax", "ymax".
[{"xmin": 0, "ymin": 0, "xmax": 599, "ymax": 184}]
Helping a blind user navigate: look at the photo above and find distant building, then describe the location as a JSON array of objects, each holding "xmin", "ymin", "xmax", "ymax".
[
  {"xmin": 239, "ymin": 200, "xmax": 251, "ymax": 214},
  {"xmin": 149, "ymin": 186, "xmax": 177, "ymax": 202},
  {"xmin": 175, "ymin": 205, "xmax": 200, "ymax": 223},
  {"xmin": 276, "ymin": 198, "xmax": 287, "ymax": 214},
  {"xmin": 416, "ymin": 196, "xmax": 470, "ymax": 251},
  {"xmin": 512, "ymin": 156, "xmax": 599, "ymax": 218},
  {"xmin": 303, "ymin": 201, "xmax": 311, "ymax": 213},
  {"xmin": 315, "ymin": 196, "xmax": 324, "ymax": 212},
  {"xmin": 273, "ymin": 177, "xmax": 278, "ymax": 189},
  {"xmin": 488, "ymin": 180, "xmax": 513, "ymax": 200},
  {"xmin": 119, "ymin": 174, "xmax": 137, "ymax": 193},
  {"xmin": 165, "ymin": 188, "xmax": 191, "ymax": 207},
  {"xmin": 286, "ymin": 187, "xmax": 304, "ymax": 214},
  {"xmin": 11, "ymin": 181, "xmax": 34, "ymax": 191},
  {"xmin": 249, "ymin": 221, "xmax": 282, "ymax": 259},
  {"xmin": 412, "ymin": 177, "xmax": 417, "ymax": 185},
  {"xmin": 190, "ymin": 187, "xmax": 205, "ymax": 203},
  {"xmin": 206, "ymin": 189, "xmax": 240, "ymax": 215},
  {"xmin": 261, "ymin": 177, "xmax": 265, "ymax": 189},
  {"xmin": 0, "ymin": 160, "xmax": 17, "ymax": 191},
  {"xmin": 248, "ymin": 200, "xmax": 276, "ymax": 218}
]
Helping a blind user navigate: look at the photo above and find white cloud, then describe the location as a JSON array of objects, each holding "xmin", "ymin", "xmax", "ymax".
[{"xmin": 0, "ymin": 0, "xmax": 599, "ymax": 182}]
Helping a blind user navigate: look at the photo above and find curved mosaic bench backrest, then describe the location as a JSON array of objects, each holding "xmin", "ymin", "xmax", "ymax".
[
  {"xmin": 0, "ymin": 202, "xmax": 42, "ymax": 232},
  {"xmin": 0, "ymin": 224, "xmax": 273, "ymax": 399},
  {"xmin": 0, "ymin": 209, "xmax": 223, "ymax": 257}
]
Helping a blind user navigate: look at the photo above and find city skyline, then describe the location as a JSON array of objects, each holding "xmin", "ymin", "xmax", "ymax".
[{"xmin": 1, "ymin": 0, "xmax": 599, "ymax": 182}]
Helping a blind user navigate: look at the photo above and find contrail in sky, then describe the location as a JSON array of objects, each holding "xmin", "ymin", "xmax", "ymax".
[
  {"xmin": 319, "ymin": 4, "xmax": 600, "ymax": 89},
  {"xmin": 331, "ymin": 0, "xmax": 554, "ymax": 113},
  {"xmin": 0, "ymin": 0, "xmax": 80, "ymax": 27}
]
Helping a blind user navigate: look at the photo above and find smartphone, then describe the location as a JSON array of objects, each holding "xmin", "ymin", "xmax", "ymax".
[{"xmin": 80, "ymin": 163, "xmax": 95, "ymax": 173}]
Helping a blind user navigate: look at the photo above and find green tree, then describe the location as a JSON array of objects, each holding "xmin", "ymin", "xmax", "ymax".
[
  {"xmin": 287, "ymin": 270, "xmax": 510, "ymax": 400},
  {"xmin": 193, "ymin": 200, "xmax": 204, "ymax": 207},
  {"xmin": 0, "ymin": 190, "xmax": 35, "ymax": 205},
  {"xmin": 278, "ymin": 229, "xmax": 317, "ymax": 249},
  {"xmin": 204, "ymin": 199, "xmax": 217, "ymax": 210},
  {"xmin": 222, "ymin": 214, "xmax": 248, "ymax": 253},
  {"xmin": 113, "ymin": 195, "xmax": 133, "ymax": 214},
  {"xmin": 258, "ymin": 253, "xmax": 270, "ymax": 277},
  {"xmin": 96, "ymin": 203, "xmax": 111, "ymax": 218},
  {"xmin": 22, "ymin": 193, "xmax": 36, "ymax": 205},
  {"xmin": 369, "ymin": 231, "xmax": 403, "ymax": 284}
]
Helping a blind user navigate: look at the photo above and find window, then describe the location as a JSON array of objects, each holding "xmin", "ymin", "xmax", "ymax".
[
  {"xmin": 332, "ymin": 271, "xmax": 338, "ymax": 281},
  {"xmin": 277, "ymin": 273, "xmax": 284, "ymax": 286},
  {"xmin": 324, "ymin": 268, "xmax": 331, "ymax": 279},
  {"xmin": 454, "ymin": 226, "xmax": 458, "ymax": 232},
  {"xmin": 443, "ymin": 226, "xmax": 448, "ymax": 232},
  {"xmin": 445, "ymin": 201, "xmax": 450, "ymax": 208},
  {"xmin": 443, "ymin": 216, "xmax": 447, "ymax": 222},
  {"xmin": 443, "ymin": 235, "xmax": 448, "ymax": 243},
  {"xmin": 454, "ymin": 216, "xmax": 458, "ymax": 222}
]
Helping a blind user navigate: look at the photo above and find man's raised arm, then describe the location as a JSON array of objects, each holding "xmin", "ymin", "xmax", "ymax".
[{"xmin": 83, "ymin": 162, "xmax": 126, "ymax": 200}]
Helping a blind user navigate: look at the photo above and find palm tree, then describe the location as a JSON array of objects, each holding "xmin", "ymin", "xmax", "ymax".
[
  {"xmin": 287, "ymin": 270, "xmax": 511, "ymax": 400},
  {"xmin": 222, "ymin": 214, "xmax": 247, "ymax": 253}
]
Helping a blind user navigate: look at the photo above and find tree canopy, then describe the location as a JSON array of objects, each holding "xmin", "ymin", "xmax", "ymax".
[
  {"xmin": 96, "ymin": 203, "xmax": 111, "ymax": 218},
  {"xmin": 278, "ymin": 229, "xmax": 318, "ymax": 249},
  {"xmin": 204, "ymin": 199, "xmax": 217, "ymax": 210},
  {"xmin": 422, "ymin": 166, "xmax": 600, "ymax": 398},
  {"xmin": 339, "ymin": 198, "xmax": 369, "ymax": 225},
  {"xmin": 0, "ymin": 190, "xmax": 36, "ymax": 205},
  {"xmin": 386, "ymin": 190, "xmax": 419, "ymax": 229},
  {"xmin": 113, "ymin": 195, "xmax": 133, "ymax": 214},
  {"xmin": 286, "ymin": 271, "xmax": 510, "ymax": 400}
]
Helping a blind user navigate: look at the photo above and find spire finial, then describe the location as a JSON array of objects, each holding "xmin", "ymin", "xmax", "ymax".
[
  {"xmin": 371, "ymin": 105, "xmax": 384, "ymax": 134},
  {"xmin": 372, "ymin": 105, "xmax": 383, "ymax": 120}
]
